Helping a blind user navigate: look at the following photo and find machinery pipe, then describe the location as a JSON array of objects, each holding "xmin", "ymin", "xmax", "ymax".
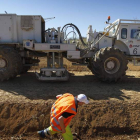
[{"xmin": 52, "ymin": 52, "xmax": 55, "ymax": 68}]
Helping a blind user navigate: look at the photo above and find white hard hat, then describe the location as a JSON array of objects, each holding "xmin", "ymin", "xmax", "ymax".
[{"xmin": 77, "ymin": 94, "xmax": 89, "ymax": 104}]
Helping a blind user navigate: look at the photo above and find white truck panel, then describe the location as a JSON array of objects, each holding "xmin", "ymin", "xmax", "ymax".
[
  {"xmin": 34, "ymin": 43, "xmax": 76, "ymax": 52},
  {"xmin": 0, "ymin": 14, "xmax": 43, "ymax": 43},
  {"xmin": 34, "ymin": 16, "xmax": 42, "ymax": 43},
  {"xmin": 0, "ymin": 14, "xmax": 17, "ymax": 43},
  {"xmin": 17, "ymin": 16, "xmax": 42, "ymax": 43},
  {"xmin": 67, "ymin": 51, "xmax": 80, "ymax": 59},
  {"xmin": 99, "ymin": 36, "xmax": 112, "ymax": 49}
]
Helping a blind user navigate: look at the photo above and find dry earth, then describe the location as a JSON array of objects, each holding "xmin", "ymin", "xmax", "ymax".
[{"xmin": 0, "ymin": 60, "xmax": 140, "ymax": 140}]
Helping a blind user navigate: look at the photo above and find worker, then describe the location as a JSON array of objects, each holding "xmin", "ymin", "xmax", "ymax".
[{"xmin": 37, "ymin": 93, "xmax": 89, "ymax": 140}]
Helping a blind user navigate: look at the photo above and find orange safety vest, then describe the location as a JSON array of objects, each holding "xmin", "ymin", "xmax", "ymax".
[{"xmin": 50, "ymin": 93, "xmax": 77, "ymax": 132}]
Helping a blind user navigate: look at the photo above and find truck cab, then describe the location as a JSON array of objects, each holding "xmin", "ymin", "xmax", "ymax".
[
  {"xmin": 103, "ymin": 19, "xmax": 140, "ymax": 56},
  {"xmin": 118, "ymin": 22, "xmax": 140, "ymax": 55}
]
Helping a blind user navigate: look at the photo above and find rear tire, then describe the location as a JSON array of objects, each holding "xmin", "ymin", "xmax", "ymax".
[
  {"xmin": 0, "ymin": 46, "xmax": 22, "ymax": 81},
  {"xmin": 90, "ymin": 47, "xmax": 128, "ymax": 82}
]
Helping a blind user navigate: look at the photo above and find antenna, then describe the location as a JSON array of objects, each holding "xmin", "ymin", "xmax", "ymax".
[{"xmin": 44, "ymin": 17, "xmax": 55, "ymax": 22}]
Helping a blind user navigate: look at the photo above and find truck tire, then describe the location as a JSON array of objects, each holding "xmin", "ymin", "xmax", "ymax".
[
  {"xmin": 88, "ymin": 58, "xmax": 100, "ymax": 76},
  {"xmin": 0, "ymin": 46, "xmax": 22, "ymax": 81},
  {"xmin": 91, "ymin": 47, "xmax": 128, "ymax": 82}
]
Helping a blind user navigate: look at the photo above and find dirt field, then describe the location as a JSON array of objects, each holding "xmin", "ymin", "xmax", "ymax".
[{"xmin": 0, "ymin": 61, "xmax": 140, "ymax": 140}]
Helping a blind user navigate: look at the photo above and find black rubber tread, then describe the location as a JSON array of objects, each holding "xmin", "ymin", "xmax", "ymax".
[
  {"xmin": 0, "ymin": 46, "xmax": 22, "ymax": 81},
  {"xmin": 88, "ymin": 52, "xmax": 101, "ymax": 76},
  {"xmin": 87, "ymin": 58, "xmax": 96, "ymax": 74},
  {"xmin": 14, "ymin": 50, "xmax": 23, "ymax": 76},
  {"xmin": 90, "ymin": 47, "xmax": 128, "ymax": 82}
]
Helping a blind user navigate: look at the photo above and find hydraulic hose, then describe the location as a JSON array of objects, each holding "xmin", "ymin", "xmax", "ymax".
[{"xmin": 61, "ymin": 23, "xmax": 88, "ymax": 47}]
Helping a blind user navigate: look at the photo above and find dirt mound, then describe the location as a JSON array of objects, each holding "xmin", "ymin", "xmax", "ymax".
[
  {"xmin": 0, "ymin": 101, "xmax": 140, "ymax": 140},
  {"xmin": 1, "ymin": 70, "xmax": 140, "ymax": 140},
  {"xmin": 71, "ymin": 101, "xmax": 140, "ymax": 139}
]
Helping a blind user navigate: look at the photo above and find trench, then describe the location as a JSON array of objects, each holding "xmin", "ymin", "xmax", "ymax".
[{"xmin": 0, "ymin": 101, "xmax": 139, "ymax": 139}]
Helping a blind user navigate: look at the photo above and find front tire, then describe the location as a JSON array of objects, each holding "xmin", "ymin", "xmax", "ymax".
[{"xmin": 90, "ymin": 47, "xmax": 128, "ymax": 82}]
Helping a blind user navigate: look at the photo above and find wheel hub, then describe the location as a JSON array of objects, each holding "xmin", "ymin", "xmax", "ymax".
[
  {"xmin": 104, "ymin": 57, "xmax": 120, "ymax": 74},
  {"xmin": 0, "ymin": 58, "xmax": 7, "ymax": 68},
  {"xmin": 106, "ymin": 61, "xmax": 115, "ymax": 70}
]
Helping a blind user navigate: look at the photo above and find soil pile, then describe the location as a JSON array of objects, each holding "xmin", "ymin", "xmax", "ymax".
[{"xmin": 0, "ymin": 100, "xmax": 140, "ymax": 140}]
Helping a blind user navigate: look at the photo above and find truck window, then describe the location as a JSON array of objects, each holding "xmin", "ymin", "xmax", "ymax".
[
  {"xmin": 121, "ymin": 28, "xmax": 127, "ymax": 39},
  {"xmin": 131, "ymin": 29, "xmax": 140, "ymax": 39}
]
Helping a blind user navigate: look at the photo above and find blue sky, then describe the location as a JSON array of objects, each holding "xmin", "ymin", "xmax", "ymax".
[{"xmin": 1, "ymin": 0, "xmax": 140, "ymax": 37}]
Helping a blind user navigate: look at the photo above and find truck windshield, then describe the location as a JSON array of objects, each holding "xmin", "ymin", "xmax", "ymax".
[{"xmin": 131, "ymin": 29, "xmax": 140, "ymax": 39}]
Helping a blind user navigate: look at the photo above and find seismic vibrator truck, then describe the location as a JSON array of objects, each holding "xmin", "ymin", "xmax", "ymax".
[{"xmin": 0, "ymin": 14, "xmax": 140, "ymax": 82}]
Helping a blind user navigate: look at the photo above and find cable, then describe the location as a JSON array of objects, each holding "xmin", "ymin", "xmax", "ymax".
[
  {"xmin": 65, "ymin": 31, "xmax": 77, "ymax": 40},
  {"xmin": 61, "ymin": 23, "xmax": 88, "ymax": 47}
]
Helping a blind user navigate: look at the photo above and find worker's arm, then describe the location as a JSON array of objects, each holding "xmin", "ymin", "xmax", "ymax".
[{"xmin": 58, "ymin": 116, "xmax": 66, "ymax": 133}]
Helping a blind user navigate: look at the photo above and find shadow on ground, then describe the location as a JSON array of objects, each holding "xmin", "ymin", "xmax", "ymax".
[{"xmin": 0, "ymin": 71, "xmax": 140, "ymax": 101}]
